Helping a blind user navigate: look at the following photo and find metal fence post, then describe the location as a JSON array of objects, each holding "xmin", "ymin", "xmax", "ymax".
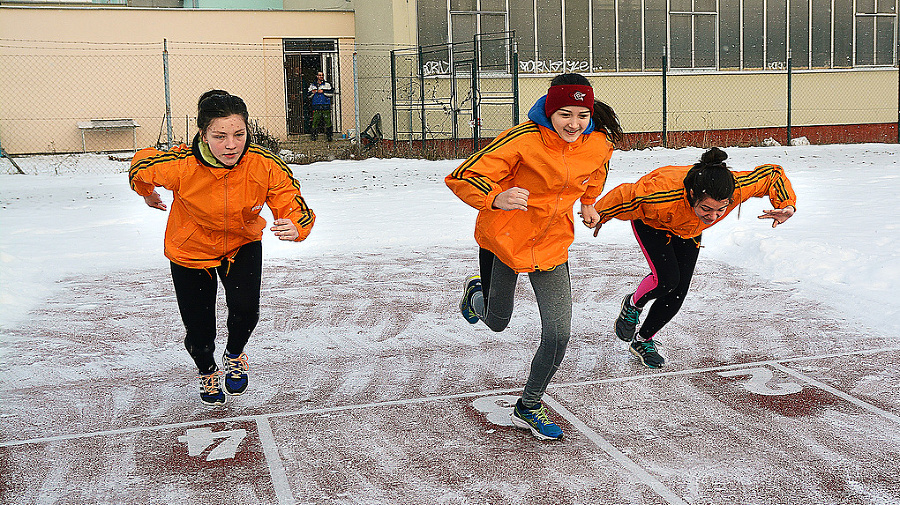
[
  {"xmin": 787, "ymin": 50, "xmax": 792, "ymax": 145},
  {"xmin": 353, "ymin": 51, "xmax": 361, "ymax": 148},
  {"xmin": 661, "ymin": 46, "xmax": 668, "ymax": 148},
  {"xmin": 512, "ymin": 39, "xmax": 519, "ymax": 125},
  {"xmin": 163, "ymin": 39, "xmax": 174, "ymax": 149},
  {"xmin": 418, "ymin": 44, "xmax": 426, "ymax": 157},
  {"xmin": 390, "ymin": 49, "xmax": 397, "ymax": 143}
]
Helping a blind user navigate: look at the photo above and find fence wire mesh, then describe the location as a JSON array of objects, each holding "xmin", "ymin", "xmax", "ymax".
[{"xmin": 1, "ymin": 38, "xmax": 897, "ymax": 175}]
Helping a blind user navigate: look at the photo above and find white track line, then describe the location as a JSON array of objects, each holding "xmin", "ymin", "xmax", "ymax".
[
  {"xmin": 2, "ymin": 346, "xmax": 897, "ymax": 447},
  {"xmin": 543, "ymin": 394, "xmax": 689, "ymax": 505},
  {"xmin": 255, "ymin": 416, "xmax": 296, "ymax": 505},
  {"xmin": 770, "ymin": 362, "xmax": 900, "ymax": 425}
]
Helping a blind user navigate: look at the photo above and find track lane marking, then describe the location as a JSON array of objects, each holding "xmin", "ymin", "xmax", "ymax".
[
  {"xmin": 543, "ymin": 394, "xmax": 690, "ymax": 505},
  {"xmin": 2, "ymin": 346, "xmax": 897, "ymax": 447},
  {"xmin": 255, "ymin": 416, "xmax": 296, "ymax": 505},
  {"xmin": 770, "ymin": 362, "xmax": 900, "ymax": 424}
]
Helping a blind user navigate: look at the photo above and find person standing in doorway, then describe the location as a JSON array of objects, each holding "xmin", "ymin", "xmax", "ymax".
[
  {"xmin": 447, "ymin": 73, "xmax": 622, "ymax": 441},
  {"xmin": 308, "ymin": 71, "xmax": 334, "ymax": 142}
]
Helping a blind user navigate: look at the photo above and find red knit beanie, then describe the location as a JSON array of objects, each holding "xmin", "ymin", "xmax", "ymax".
[{"xmin": 544, "ymin": 84, "xmax": 594, "ymax": 117}]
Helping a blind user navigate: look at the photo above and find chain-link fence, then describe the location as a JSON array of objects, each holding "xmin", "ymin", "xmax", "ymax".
[{"xmin": 1, "ymin": 38, "xmax": 897, "ymax": 174}]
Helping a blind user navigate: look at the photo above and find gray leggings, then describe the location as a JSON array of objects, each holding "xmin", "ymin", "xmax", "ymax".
[{"xmin": 473, "ymin": 249, "xmax": 572, "ymax": 408}]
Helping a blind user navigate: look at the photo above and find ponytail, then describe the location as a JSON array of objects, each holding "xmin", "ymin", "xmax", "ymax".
[{"xmin": 592, "ymin": 100, "xmax": 623, "ymax": 144}]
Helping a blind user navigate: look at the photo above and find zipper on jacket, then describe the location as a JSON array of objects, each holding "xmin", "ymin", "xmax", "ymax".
[
  {"xmin": 223, "ymin": 172, "xmax": 229, "ymax": 261},
  {"xmin": 531, "ymin": 146, "xmax": 570, "ymax": 270}
]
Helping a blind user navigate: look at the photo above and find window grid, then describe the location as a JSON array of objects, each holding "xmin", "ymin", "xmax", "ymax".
[{"xmin": 428, "ymin": 0, "xmax": 899, "ymax": 72}]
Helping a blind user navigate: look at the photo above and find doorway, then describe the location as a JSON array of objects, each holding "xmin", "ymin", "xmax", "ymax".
[{"xmin": 284, "ymin": 40, "xmax": 339, "ymax": 136}]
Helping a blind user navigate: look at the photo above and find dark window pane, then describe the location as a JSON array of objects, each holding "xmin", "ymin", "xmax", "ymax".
[
  {"xmin": 481, "ymin": 0, "xmax": 506, "ymax": 11},
  {"xmin": 855, "ymin": 17, "xmax": 875, "ymax": 65},
  {"xmin": 875, "ymin": 16, "xmax": 896, "ymax": 65},
  {"xmin": 833, "ymin": 0, "xmax": 853, "ymax": 66},
  {"xmin": 451, "ymin": 0, "xmax": 477, "ymax": 11},
  {"xmin": 417, "ymin": 0, "xmax": 448, "ymax": 47},
  {"xmin": 644, "ymin": 0, "xmax": 666, "ymax": 70},
  {"xmin": 670, "ymin": 13, "xmax": 692, "ymax": 68},
  {"xmin": 565, "ymin": 0, "xmax": 591, "ymax": 70},
  {"xmin": 720, "ymin": 0, "xmax": 741, "ymax": 68},
  {"xmin": 618, "ymin": 0, "xmax": 643, "ymax": 70},
  {"xmin": 811, "ymin": 0, "xmax": 832, "ymax": 67},
  {"xmin": 452, "ymin": 12, "xmax": 477, "ymax": 44},
  {"xmin": 766, "ymin": 0, "xmax": 787, "ymax": 67},
  {"xmin": 789, "ymin": 0, "xmax": 810, "ymax": 68},
  {"xmin": 695, "ymin": 0, "xmax": 717, "ymax": 12},
  {"xmin": 536, "ymin": 0, "xmax": 563, "ymax": 63},
  {"xmin": 876, "ymin": 0, "xmax": 896, "ymax": 13},
  {"xmin": 856, "ymin": 0, "xmax": 876, "ymax": 12},
  {"xmin": 510, "ymin": 0, "xmax": 536, "ymax": 65},
  {"xmin": 592, "ymin": 0, "xmax": 617, "ymax": 71},
  {"xmin": 695, "ymin": 14, "xmax": 716, "ymax": 67},
  {"xmin": 743, "ymin": 0, "xmax": 764, "ymax": 68},
  {"xmin": 671, "ymin": 0, "xmax": 691, "ymax": 11}
]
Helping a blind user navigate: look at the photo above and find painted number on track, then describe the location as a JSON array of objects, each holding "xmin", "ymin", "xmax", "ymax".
[
  {"xmin": 718, "ymin": 367, "xmax": 803, "ymax": 396},
  {"xmin": 177, "ymin": 427, "xmax": 247, "ymax": 461},
  {"xmin": 472, "ymin": 395, "xmax": 519, "ymax": 427}
]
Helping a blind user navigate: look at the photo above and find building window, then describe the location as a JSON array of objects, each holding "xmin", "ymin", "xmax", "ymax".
[{"xmin": 415, "ymin": 0, "xmax": 899, "ymax": 73}]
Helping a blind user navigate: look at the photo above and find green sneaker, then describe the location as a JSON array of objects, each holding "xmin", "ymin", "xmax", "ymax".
[
  {"xmin": 630, "ymin": 339, "xmax": 665, "ymax": 368},
  {"xmin": 510, "ymin": 399, "xmax": 563, "ymax": 440},
  {"xmin": 615, "ymin": 295, "xmax": 642, "ymax": 342}
]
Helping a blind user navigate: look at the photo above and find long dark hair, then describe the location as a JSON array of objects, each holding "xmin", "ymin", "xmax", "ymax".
[
  {"xmin": 683, "ymin": 147, "xmax": 735, "ymax": 205},
  {"xmin": 196, "ymin": 89, "xmax": 249, "ymax": 132},
  {"xmin": 593, "ymin": 100, "xmax": 623, "ymax": 144}
]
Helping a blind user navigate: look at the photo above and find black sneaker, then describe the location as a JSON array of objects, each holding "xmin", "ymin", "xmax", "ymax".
[
  {"xmin": 630, "ymin": 339, "xmax": 665, "ymax": 368},
  {"xmin": 615, "ymin": 295, "xmax": 642, "ymax": 342},
  {"xmin": 223, "ymin": 352, "xmax": 249, "ymax": 396},
  {"xmin": 459, "ymin": 275, "xmax": 482, "ymax": 324},
  {"xmin": 198, "ymin": 370, "xmax": 226, "ymax": 406}
]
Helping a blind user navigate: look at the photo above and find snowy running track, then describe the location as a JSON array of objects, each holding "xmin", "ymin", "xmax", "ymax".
[{"xmin": 2, "ymin": 243, "xmax": 898, "ymax": 504}]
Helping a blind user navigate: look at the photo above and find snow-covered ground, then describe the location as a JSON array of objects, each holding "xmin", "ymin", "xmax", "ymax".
[{"xmin": 2, "ymin": 143, "xmax": 898, "ymax": 338}]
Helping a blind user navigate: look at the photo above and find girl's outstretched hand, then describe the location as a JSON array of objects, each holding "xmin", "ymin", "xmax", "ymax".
[
  {"xmin": 759, "ymin": 206, "xmax": 795, "ymax": 228},
  {"xmin": 271, "ymin": 218, "xmax": 299, "ymax": 241},
  {"xmin": 143, "ymin": 191, "xmax": 167, "ymax": 211},
  {"xmin": 493, "ymin": 187, "xmax": 529, "ymax": 211}
]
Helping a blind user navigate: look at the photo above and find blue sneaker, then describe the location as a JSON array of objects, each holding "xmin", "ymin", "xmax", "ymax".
[
  {"xmin": 630, "ymin": 339, "xmax": 665, "ymax": 368},
  {"xmin": 510, "ymin": 400, "xmax": 563, "ymax": 440},
  {"xmin": 615, "ymin": 294, "xmax": 642, "ymax": 342},
  {"xmin": 199, "ymin": 370, "xmax": 226, "ymax": 406},
  {"xmin": 459, "ymin": 275, "xmax": 482, "ymax": 324},
  {"xmin": 223, "ymin": 352, "xmax": 249, "ymax": 395}
]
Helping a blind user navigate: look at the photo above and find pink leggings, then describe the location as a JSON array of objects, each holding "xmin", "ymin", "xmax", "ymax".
[{"xmin": 630, "ymin": 220, "xmax": 701, "ymax": 340}]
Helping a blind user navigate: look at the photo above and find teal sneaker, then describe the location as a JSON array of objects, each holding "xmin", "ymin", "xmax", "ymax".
[
  {"xmin": 459, "ymin": 275, "xmax": 482, "ymax": 324},
  {"xmin": 199, "ymin": 370, "xmax": 226, "ymax": 406},
  {"xmin": 615, "ymin": 294, "xmax": 642, "ymax": 342},
  {"xmin": 223, "ymin": 352, "xmax": 249, "ymax": 395},
  {"xmin": 510, "ymin": 399, "xmax": 563, "ymax": 440},
  {"xmin": 630, "ymin": 339, "xmax": 665, "ymax": 368}
]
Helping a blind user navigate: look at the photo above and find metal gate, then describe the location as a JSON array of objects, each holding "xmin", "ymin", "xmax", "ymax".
[{"xmin": 390, "ymin": 32, "xmax": 518, "ymax": 155}]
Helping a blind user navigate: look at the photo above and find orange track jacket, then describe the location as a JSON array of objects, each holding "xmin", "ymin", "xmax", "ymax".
[
  {"xmin": 594, "ymin": 163, "xmax": 797, "ymax": 238},
  {"xmin": 446, "ymin": 122, "xmax": 614, "ymax": 273},
  {"xmin": 129, "ymin": 140, "xmax": 315, "ymax": 269}
]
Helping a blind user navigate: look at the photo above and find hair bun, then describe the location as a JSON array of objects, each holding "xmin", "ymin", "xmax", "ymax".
[{"xmin": 700, "ymin": 147, "xmax": 728, "ymax": 165}]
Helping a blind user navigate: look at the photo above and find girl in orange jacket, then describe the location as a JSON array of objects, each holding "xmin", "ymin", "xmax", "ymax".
[
  {"xmin": 447, "ymin": 73, "xmax": 622, "ymax": 440},
  {"xmin": 591, "ymin": 147, "xmax": 796, "ymax": 368},
  {"xmin": 129, "ymin": 90, "xmax": 315, "ymax": 405}
]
